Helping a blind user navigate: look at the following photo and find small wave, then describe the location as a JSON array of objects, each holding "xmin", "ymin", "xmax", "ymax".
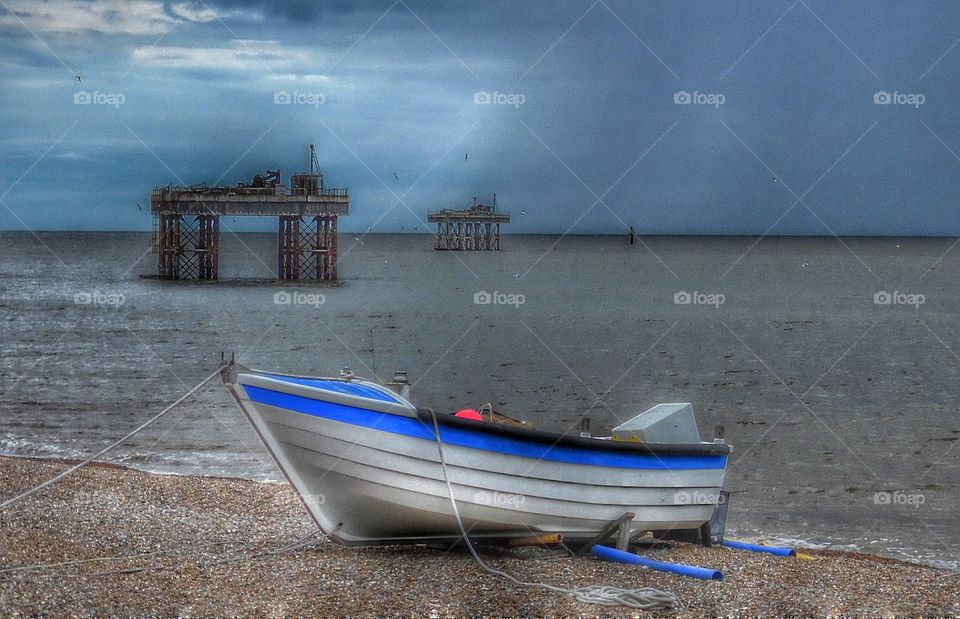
[
  {"xmin": 0, "ymin": 433, "xmax": 87, "ymax": 460},
  {"xmin": 0, "ymin": 433, "xmax": 278, "ymax": 480},
  {"xmin": 108, "ymin": 449, "xmax": 278, "ymax": 479},
  {"xmin": 729, "ymin": 530, "xmax": 960, "ymax": 573}
]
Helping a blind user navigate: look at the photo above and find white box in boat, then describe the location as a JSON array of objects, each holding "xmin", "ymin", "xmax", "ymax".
[{"xmin": 612, "ymin": 403, "xmax": 701, "ymax": 444}]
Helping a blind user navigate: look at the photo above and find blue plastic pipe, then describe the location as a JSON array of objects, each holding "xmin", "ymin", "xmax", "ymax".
[
  {"xmin": 722, "ymin": 540, "xmax": 796, "ymax": 557},
  {"xmin": 592, "ymin": 545, "xmax": 724, "ymax": 581}
]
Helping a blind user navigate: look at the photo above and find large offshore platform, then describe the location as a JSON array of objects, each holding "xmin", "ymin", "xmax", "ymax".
[{"xmin": 150, "ymin": 145, "xmax": 349, "ymax": 280}]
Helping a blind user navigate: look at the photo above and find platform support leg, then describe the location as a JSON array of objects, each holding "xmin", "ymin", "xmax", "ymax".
[
  {"xmin": 157, "ymin": 214, "xmax": 182, "ymax": 279},
  {"xmin": 279, "ymin": 214, "xmax": 338, "ymax": 281},
  {"xmin": 278, "ymin": 215, "xmax": 300, "ymax": 280},
  {"xmin": 328, "ymin": 215, "xmax": 338, "ymax": 280},
  {"xmin": 196, "ymin": 214, "xmax": 219, "ymax": 280}
]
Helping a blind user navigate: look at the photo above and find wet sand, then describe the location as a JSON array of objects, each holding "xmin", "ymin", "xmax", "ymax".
[
  {"xmin": 1, "ymin": 457, "xmax": 957, "ymax": 617},
  {"xmin": 1, "ymin": 232, "xmax": 958, "ymax": 569}
]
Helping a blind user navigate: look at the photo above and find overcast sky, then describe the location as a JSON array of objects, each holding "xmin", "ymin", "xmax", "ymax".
[{"xmin": 1, "ymin": 0, "xmax": 960, "ymax": 234}]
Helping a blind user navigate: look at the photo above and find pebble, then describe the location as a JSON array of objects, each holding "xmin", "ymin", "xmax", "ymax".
[{"xmin": 0, "ymin": 456, "xmax": 957, "ymax": 617}]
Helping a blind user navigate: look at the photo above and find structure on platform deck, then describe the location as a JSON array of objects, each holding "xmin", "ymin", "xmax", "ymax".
[
  {"xmin": 427, "ymin": 198, "xmax": 510, "ymax": 251},
  {"xmin": 150, "ymin": 145, "xmax": 349, "ymax": 280}
]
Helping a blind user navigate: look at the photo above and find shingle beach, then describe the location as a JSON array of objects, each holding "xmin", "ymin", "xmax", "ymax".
[{"xmin": 1, "ymin": 456, "xmax": 956, "ymax": 617}]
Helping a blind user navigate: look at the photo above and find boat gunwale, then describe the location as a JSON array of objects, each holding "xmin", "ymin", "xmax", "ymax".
[
  {"xmin": 235, "ymin": 371, "xmax": 418, "ymax": 416},
  {"xmin": 416, "ymin": 407, "xmax": 731, "ymax": 457},
  {"xmin": 231, "ymin": 366, "xmax": 731, "ymax": 458}
]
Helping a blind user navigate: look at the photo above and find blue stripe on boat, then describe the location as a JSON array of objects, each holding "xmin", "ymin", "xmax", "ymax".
[
  {"xmin": 243, "ymin": 385, "xmax": 727, "ymax": 471},
  {"xmin": 260, "ymin": 374, "xmax": 402, "ymax": 404}
]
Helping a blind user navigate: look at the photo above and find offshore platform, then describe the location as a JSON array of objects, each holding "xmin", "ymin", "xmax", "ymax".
[
  {"xmin": 427, "ymin": 196, "xmax": 510, "ymax": 251},
  {"xmin": 150, "ymin": 145, "xmax": 348, "ymax": 280}
]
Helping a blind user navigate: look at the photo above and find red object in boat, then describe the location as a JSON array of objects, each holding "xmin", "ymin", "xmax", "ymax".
[{"xmin": 454, "ymin": 409, "xmax": 484, "ymax": 421}]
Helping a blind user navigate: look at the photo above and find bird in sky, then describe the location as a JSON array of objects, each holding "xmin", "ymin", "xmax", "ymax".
[
  {"xmin": 75, "ymin": 74, "xmax": 81, "ymax": 82},
  {"xmin": 136, "ymin": 202, "xmax": 142, "ymax": 212},
  {"xmin": 393, "ymin": 172, "xmax": 399, "ymax": 183},
  {"xmin": 464, "ymin": 153, "xmax": 469, "ymax": 161}
]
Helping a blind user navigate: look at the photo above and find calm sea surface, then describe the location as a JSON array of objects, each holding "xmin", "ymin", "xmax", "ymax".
[{"xmin": 0, "ymin": 231, "xmax": 957, "ymax": 570}]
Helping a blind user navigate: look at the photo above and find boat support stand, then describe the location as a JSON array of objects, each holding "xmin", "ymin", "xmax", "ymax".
[{"xmin": 576, "ymin": 512, "xmax": 635, "ymax": 555}]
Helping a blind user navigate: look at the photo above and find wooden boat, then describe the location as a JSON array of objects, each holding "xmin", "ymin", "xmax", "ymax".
[{"xmin": 223, "ymin": 362, "xmax": 730, "ymax": 545}]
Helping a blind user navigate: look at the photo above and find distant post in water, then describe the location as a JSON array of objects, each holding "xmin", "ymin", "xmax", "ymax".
[{"xmin": 629, "ymin": 226, "xmax": 635, "ymax": 246}]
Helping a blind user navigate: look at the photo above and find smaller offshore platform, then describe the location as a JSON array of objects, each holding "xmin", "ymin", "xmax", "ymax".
[
  {"xmin": 150, "ymin": 145, "xmax": 348, "ymax": 280},
  {"xmin": 427, "ymin": 197, "xmax": 510, "ymax": 251}
]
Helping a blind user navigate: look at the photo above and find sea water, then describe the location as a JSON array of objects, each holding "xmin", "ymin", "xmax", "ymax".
[{"xmin": 0, "ymin": 231, "xmax": 957, "ymax": 570}]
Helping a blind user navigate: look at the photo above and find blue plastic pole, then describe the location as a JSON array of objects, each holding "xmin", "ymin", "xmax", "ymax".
[
  {"xmin": 592, "ymin": 545, "xmax": 724, "ymax": 581},
  {"xmin": 722, "ymin": 540, "xmax": 796, "ymax": 557}
]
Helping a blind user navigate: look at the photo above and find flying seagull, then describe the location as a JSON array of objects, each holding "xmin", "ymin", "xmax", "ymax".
[
  {"xmin": 464, "ymin": 153, "xmax": 469, "ymax": 161},
  {"xmin": 393, "ymin": 172, "xmax": 399, "ymax": 183},
  {"xmin": 75, "ymin": 74, "xmax": 81, "ymax": 82},
  {"xmin": 137, "ymin": 202, "xmax": 142, "ymax": 212}
]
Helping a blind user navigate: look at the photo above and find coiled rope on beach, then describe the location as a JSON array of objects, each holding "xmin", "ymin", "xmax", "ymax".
[
  {"xmin": 426, "ymin": 410, "xmax": 680, "ymax": 611},
  {"xmin": 0, "ymin": 366, "xmax": 226, "ymax": 511}
]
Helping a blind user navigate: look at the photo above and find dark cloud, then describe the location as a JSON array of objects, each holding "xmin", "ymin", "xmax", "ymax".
[{"xmin": 1, "ymin": 0, "xmax": 960, "ymax": 233}]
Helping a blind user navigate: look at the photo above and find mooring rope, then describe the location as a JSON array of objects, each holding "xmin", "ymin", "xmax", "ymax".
[
  {"xmin": 0, "ymin": 541, "xmax": 236, "ymax": 576},
  {"xmin": 426, "ymin": 410, "xmax": 680, "ymax": 611},
  {"xmin": 84, "ymin": 530, "xmax": 328, "ymax": 578},
  {"xmin": 0, "ymin": 366, "xmax": 226, "ymax": 511}
]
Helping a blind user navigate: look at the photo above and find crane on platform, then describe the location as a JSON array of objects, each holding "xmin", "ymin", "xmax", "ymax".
[{"xmin": 309, "ymin": 143, "xmax": 325, "ymax": 191}]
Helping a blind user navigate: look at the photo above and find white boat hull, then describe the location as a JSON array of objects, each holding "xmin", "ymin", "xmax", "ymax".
[{"xmin": 225, "ymin": 366, "xmax": 730, "ymax": 545}]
